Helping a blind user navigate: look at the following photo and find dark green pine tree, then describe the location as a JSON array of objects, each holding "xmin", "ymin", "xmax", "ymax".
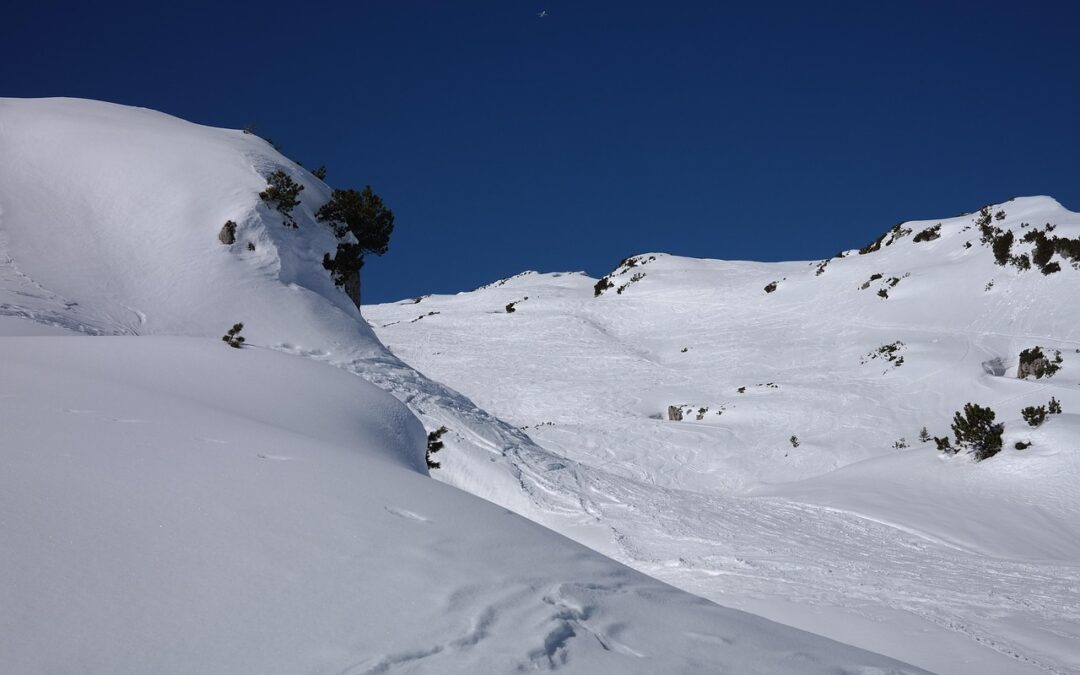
[
  {"xmin": 951, "ymin": 402, "xmax": 1003, "ymax": 461},
  {"xmin": 426, "ymin": 426, "xmax": 448, "ymax": 470},
  {"xmin": 316, "ymin": 186, "xmax": 395, "ymax": 306}
]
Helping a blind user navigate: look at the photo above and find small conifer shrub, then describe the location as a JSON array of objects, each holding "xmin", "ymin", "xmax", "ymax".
[
  {"xmin": 789, "ymin": 435, "xmax": 799, "ymax": 448},
  {"xmin": 951, "ymin": 402, "xmax": 1003, "ymax": 461},
  {"xmin": 426, "ymin": 426, "xmax": 448, "ymax": 469},
  {"xmin": 919, "ymin": 426, "xmax": 931, "ymax": 443},
  {"xmin": 992, "ymin": 230, "xmax": 1014, "ymax": 266},
  {"xmin": 260, "ymin": 170, "xmax": 305, "ymax": 227},
  {"xmin": 311, "ymin": 165, "xmax": 327, "ymax": 181},
  {"xmin": 222, "ymin": 322, "xmax": 245, "ymax": 349},
  {"xmin": 1048, "ymin": 397, "xmax": 1062, "ymax": 415},
  {"xmin": 247, "ymin": 241, "xmax": 256, "ymax": 251},
  {"xmin": 934, "ymin": 436, "xmax": 955, "ymax": 453},
  {"xmin": 1021, "ymin": 405, "xmax": 1047, "ymax": 427},
  {"xmin": 594, "ymin": 276, "xmax": 614, "ymax": 296},
  {"xmin": 764, "ymin": 281, "xmax": 778, "ymax": 293}
]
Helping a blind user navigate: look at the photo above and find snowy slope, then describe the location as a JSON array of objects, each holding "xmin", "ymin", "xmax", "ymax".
[
  {"xmin": 0, "ymin": 98, "xmax": 929, "ymax": 673},
  {"xmin": 3, "ymin": 328, "xmax": 930, "ymax": 674},
  {"xmin": 367, "ymin": 199, "xmax": 1080, "ymax": 674}
]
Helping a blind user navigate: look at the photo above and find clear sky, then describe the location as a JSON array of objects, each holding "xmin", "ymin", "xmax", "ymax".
[{"xmin": 4, "ymin": 1, "xmax": 1078, "ymax": 303}]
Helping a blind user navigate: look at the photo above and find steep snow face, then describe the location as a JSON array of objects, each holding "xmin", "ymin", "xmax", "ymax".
[
  {"xmin": 367, "ymin": 199, "xmax": 1080, "ymax": 675},
  {"xmin": 0, "ymin": 98, "xmax": 930, "ymax": 674}
]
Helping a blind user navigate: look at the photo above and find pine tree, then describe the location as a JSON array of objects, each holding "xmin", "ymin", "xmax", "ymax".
[
  {"xmin": 951, "ymin": 402, "xmax": 1003, "ymax": 461},
  {"xmin": 426, "ymin": 426, "xmax": 448, "ymax": 470},
  {"xmin": 259, "ymin": 170, "xmax": 304, "ymax": 228},
  {"xmin": 317, "ymin": 186, "xmax": 395, "ymax": 297},
  {"xmin": 1021, "ymin": 405, "xmax": 1047, "ymax": 427},
  {"xmin": 222, "ymin": 322, "xmax": 245, "ymax": 349},
  {"xmin": 919, "ymin": 426, "xmax": 931, "ymax": 443},
  {"xmin": 1048, "ymin": 397, "xmax": 1062, "ymax": 415}
]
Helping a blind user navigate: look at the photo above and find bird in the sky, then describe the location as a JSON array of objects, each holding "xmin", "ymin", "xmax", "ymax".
[{"xmin": 537, "ymin": 10, "xmax": 548, "ymax": 18}]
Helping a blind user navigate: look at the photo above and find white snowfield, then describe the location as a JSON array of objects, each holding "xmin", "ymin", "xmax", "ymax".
[
  {"xmin": 0, "ymin": 98, "xmax": 929, "ymax": 674},
  {"xmin": 368, "ymin": 202, "xmax": 1080, "ymax": 675}
]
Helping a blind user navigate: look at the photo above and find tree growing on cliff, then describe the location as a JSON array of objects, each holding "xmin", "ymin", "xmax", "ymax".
[{"xmin": 317, "ymin": 186, "xmax": 394, "ymax": 303}]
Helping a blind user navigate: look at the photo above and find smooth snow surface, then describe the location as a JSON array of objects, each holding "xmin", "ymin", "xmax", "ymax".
[
  {"xmin": 368, "ymin": 201, "xmax": 1080, "ymax": 675},
  {"xmin": 0, "ymin": 98, "xmax": 928, "ymax": 674}
]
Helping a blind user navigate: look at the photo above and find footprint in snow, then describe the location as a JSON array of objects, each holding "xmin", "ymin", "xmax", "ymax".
[
  {"xmin": 64, "ymin": 408, "xmax": 96, "ymax": 414},
  {"xmin": 196, "ymin": 437, "xmax": 227, "ymax": 445},
  {"xmin": 256, "ymin": 453, "xmax": 293, "ymax": 461},
  {"xmin": 113, "ymin": 418, "xmax": 149, "ymax": 424},
  {"xmin": 385, "ymin": 506, "xmax": 431, "ymax": 523}
]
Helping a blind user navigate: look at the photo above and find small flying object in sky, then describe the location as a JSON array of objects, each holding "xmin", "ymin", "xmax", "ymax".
[{"xmin": 537, "ymin": 10, "xmax": 548, "ymax": 18}]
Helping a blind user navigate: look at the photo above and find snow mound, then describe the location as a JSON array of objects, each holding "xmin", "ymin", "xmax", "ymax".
[{"xmin": 0, "ymin": 334, "xmax": 924, "ymax": 674}]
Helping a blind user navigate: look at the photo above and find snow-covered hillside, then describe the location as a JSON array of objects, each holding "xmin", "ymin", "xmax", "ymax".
[
  {"xmin": 367, "ymin": 198, "xmax": 1080, "ymax": 674},
  {"xmin": 0, "ymin": 98, "xmax": 928, "ymax": 673}
]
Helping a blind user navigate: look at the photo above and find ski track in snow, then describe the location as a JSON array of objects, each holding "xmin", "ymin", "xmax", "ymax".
[{"xmin": 349, "ymin": 341, "xmax": 1080, "ymax": 675}]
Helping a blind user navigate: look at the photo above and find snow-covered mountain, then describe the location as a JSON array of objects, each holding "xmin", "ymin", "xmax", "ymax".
[
  {"xmin": 0, "ymin": 98, "xmax": 929, "ymax": 674},
  {"xmin": 366, "ymin": 200, "xmax": 1080, "ymax": 674}
]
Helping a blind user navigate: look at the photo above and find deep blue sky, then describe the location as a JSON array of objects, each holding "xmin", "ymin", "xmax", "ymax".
[{"xmin": 4, "ymin": 1, "xmax": 1079, "ymax": 303}]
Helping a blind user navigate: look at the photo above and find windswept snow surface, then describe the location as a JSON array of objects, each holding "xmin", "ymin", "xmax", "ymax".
[
  {"xmin": 368, "ymin": 199, "xmax": 1080, "ymax": 675},
  {"xmin": 0, "ymin": 98, "xmax": 928, "ymax": 673}
]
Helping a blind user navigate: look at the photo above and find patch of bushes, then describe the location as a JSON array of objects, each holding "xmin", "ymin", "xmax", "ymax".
[
  {"xmin": 617, "ymin": 272, "xmax": 646, "ymax": 294},
  {"xmin": 594, "ymin": 276, "xmax": 614, "ymax": 296},
  {"xmin": 992, "ymin": 229, "xmax": 1014, "ymax": 266},
  {"xmin": 789, "ymin": 435, "xmax": 800, "ymax": 448},
  {"xmin": 859, "ymin": 222, "xmax": 912, "ymax": 255},
  {"xmin": 1018, "ymin": 346, "xmax": 1061, "ymax": 379},
  {"xmin": 259, "ymin": 170, "xmax": 304, "ymax": 228},
  {"xmin": 913, "ymin": 224, "xmax": 941, "ymax": 242},
  {"xmin": 764, "ymin": 281, "xmax": 778, "ymax": 293},
  {"xmin": 1048, "ymin": 396, "xmax": 1062, "ymax": 415},
  {"xmin": 861, "ymin": 341, "xmax": 905, "ymax": 369}
]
